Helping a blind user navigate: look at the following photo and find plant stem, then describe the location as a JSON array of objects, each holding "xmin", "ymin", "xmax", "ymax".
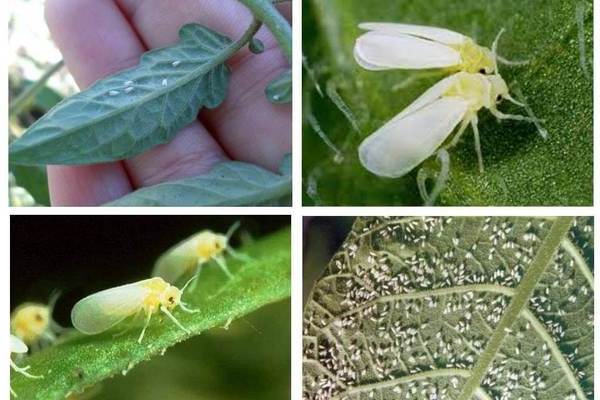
[
  {"xmin": 238, "ymin": 0, "xmax": 292, "ymax": 63},
  {"xmin": 225, "ymin": 17, "xmax": 263, "ymax": 61},
  {"xmin": 9, "ymin": 59, "xmax": 64, "ymax": 117}
]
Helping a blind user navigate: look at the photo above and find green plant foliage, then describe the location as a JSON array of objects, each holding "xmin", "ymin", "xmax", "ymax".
[
  {"xmin": 88, "ymin": 299, "xmax": 290, "ymax": 400},
  {"xmin": 303, "ymin": 217, "xmax": 593, "ymax": 399},
  {"xmin": 105, "ymin": 154, "xmax": 291, "ymax": 206},
  {"xmin": 302, "ymin": 0, "xmax": 593, "ymax": 205},
  {"xmin": 266, "ymin": 69, "xmax": 292, "ymax": 104},
  {"xmin": 9, "ymin": 24, "xmax": 232, "ymax": 166},
  {"xmin": 11, "ymin": 226, "xmax": 290, "ymax": 400},
  {"xmin": 9, "ymin": 165, "xmax": 50, "ymax": 206}
]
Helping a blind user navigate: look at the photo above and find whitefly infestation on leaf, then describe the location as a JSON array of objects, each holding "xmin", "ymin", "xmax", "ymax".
[
  {"xmin": 9, "ymin": 24, "xmax": 233, "ymax": 166},
  {"xmin": 303, "ymin": 217, "xmax": 593, "ymax": 400}
]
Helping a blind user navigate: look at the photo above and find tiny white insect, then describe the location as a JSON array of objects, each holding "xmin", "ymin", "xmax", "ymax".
[
  {"xmin": 172, "ymin": 60, "xmax": 181, "ymax": 67},
  {"xmin": 11, "ymin": 334, "xmax": 43, "ymax": 397},
  {"xmin": 11, "ymin": 292, "xmax": 63, "ymax": 351},
  {"xmin": 124, "ymin": 80, "xmax": 134, "ymax": 86},
  {"xmin": 108, "ymin": 90, "xmax": 119, "ymax": 96},
  {"xmin": 354, "ymin": 23, "xmax": 524, "ymax": 75},
  {"xmin": 124, "ymin": 87, "xmax": 134, "ymax": 93},
  {"xmin": 161, "ymin": 79, "xmax": 168, "ymax": 86},
  {"xmin": 358, "ymin": 71, "xmax": 540, "ymax": 179},
  {"xmin": 152, "ymin": 221, "xmax": 250, "ymax": 290},
  {"xmin": 71, "ymin": 277, "xmax": 198, "ymax": 344}
]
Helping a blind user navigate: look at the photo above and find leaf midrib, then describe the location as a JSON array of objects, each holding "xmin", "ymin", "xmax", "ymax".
[{"xmin": 457, "ymin": 216, "xmax": 575, "ymax": 400}]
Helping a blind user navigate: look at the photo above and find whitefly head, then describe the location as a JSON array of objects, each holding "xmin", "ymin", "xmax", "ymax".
[
  {"xmin": 160, "ymin": 285, "xmax": 182, "ymax": 311},
  {"xmin": 487, "ymin": 74, "xmax": 523, "ymax": 107}
]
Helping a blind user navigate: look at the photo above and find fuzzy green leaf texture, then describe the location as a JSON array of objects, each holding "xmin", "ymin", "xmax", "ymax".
[
  {"xmin": 303, "ymin": 217, "xmax": 593, "ymax": 400},
  {"xmin": 302, "ymin": 0, "xmax": 593, "ymax": 205},
  {"xmin": 10, "ymin": 24, "xmax": 232, "ymax": 165},
  {"xmin": 11, "ymin": 227, "xmax": 290, "ymax": 400},
  {"xmin": 105, "ymin": 153, "xmax": 292, "ymax": 206}
]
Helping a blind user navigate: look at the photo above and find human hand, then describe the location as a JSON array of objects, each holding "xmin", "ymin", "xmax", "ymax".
[{"xmin": 44, "ymin": 0, "xmax": 291, "ymax": 205}]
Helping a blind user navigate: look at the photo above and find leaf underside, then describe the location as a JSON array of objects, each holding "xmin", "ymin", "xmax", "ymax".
[
  {"xmin": 105, "ymin": 153, "xmax": 292, "ymax": 206},
  {"xmin": 303, "ymin": 217, "xmax": 593, "ymax": 400},
  {"xmin": 302, "ymin": 0, "xmax": 593, "ymax": 205},
  {"xmin": 9, "ymin": 24, "xmax": 232, "ymax": 165},
  {"xmin": 11, "ymin": 227, "xmax": 291, "ymax": 400}
]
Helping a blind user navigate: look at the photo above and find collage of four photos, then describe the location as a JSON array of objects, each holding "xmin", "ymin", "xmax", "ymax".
[{"xmin": 7, "ymin": 0, "xmax": 594, "ymax": 399}]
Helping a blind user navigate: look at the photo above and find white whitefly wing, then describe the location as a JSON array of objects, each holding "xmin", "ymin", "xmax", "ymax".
[
  {"xmin": 71, "ymin": 281, "xmax": 151, "ymax": 334},
  {"xmin": 11, "ymin": 334, "xmax": 28, "ymax": 354},
  {"xmin": 358, "ymin": 97, "xmax": 469, "ymax": 178},
  {"xmin": 152, "ymin": 232, "xmax": 206, "ymax": 283},
  {"xmin": 359, "ymin": 22, "xmax": 466, "ymax": 45},
  {"xmin": 354, "ymin": 31, "xmax": 460, "ymax": 70},
  {"xmin": 394, "ymin": 73, "xmax": 462, "ymax": 120}
]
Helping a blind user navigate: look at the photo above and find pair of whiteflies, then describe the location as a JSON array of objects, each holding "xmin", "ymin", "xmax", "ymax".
[
  {"xmin": 354, "ymin": 23, "xmax": 545, "ymax": 203},
  {"xmin": 10, "ymin": 223, "xmax": 247, "ymax": 392}
]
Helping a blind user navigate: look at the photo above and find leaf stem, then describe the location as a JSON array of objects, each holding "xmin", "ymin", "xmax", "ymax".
[
  {"xmin": 9, "ymin": 59, "xmax": 64, "ymax": 117},
  {"xmin": 238, "ymin": 0, "xmax": 292, "ymax": 63},
  {"xmin": 227, "ymin": 17, "xmax": 263, "ymax": 60}
]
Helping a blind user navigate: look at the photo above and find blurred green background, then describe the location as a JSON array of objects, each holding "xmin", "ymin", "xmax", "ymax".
[
  {"xmin": 11, "ymin": 215, "xmax": 290, "ymax": 400},
  {"xmin": 9, "ymin": 0, "xmax": 77, "ymax": 206}
]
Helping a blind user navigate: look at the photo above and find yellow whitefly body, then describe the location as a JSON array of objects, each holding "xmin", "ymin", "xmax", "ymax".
[
  {"xmin": 153, "ymin": 224, "xmax": 242, "ymax": 284},
  {"xmin": 71, "ymin": 277, "xmax": 195, "ymax": 344},
  {"xmin": 451, "ymin": 38, "xmax": 495, "ymax": 74},
  {"xmin": 11, "ymin": 303, "xmax": 53, "ymax": 347}
]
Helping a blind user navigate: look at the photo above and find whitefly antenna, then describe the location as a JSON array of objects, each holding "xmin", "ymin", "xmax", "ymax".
[
  {"xmin": 491, "ymin": 28, "xmax": 505, "ymax": 73},
  {"xmin": 225, "ymin": 220, "xmax": 241, "ymax": 241}
]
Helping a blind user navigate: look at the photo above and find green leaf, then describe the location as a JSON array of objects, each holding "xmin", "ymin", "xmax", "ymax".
[
  {"xmin": 249, "ymin": 37, "xmax": 266, "ymax": 54},
  {"xmin": 303, "ymin": 217, "xmax": 594, "ymax": 399},
  {"xmin": 105, "ymin": 155, "xmax": 292, "ymax": 206},
  {"xmin": 9, "ymin": 24, "xmax": 232, "ymax": 166},
  {"xmin": 302, "ymin": 0, "xmax": 593, "ymax": 205},
  {"xmin": 11, "ymin": 226, "xmax": 291, "ymax": 400},
  {"xmin": 9, "ymin": 165, "xmax": 50, "ymax": 206},
  {"xmin": 266, "ymin": 69, "xmax": 292, "ymax": 104}
]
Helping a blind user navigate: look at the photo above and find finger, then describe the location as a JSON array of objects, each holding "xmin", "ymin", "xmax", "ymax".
[
  {"xmin": 117, "ymin": 0, "xmax": 292, "ymax": 171},
  {"xmin": 44, "ymin": 0, "xmax": 134, "ymax": 205},
  {"xmin": 47, "ymin": 164, "xmax": 132, "ymax": 206},
  {"xmin": 45, "ymin": 0, "xmax": 227, "ymax": 192}
]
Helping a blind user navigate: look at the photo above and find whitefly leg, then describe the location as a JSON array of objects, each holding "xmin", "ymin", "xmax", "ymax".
[
  {"xmin": 428, "ymin": 149, "xmax": 451, "ymax": 206},
  {"xmin": 137, "ymin": 312, "xmax": 153, "ymax": 344},
  {"xmin": 416, "ymin": 168, "xmax": 431, "ymax": 204},
  {"xmin": 161, "ymin": 306, "xmax": 190, "ymax": 335},
  {"xmin": 226, "ymin": 246, "xmax": 253, "ymax": 263},
  {"xmin": 10, "ymin": 359, "xmax": 42, "ymax": 379},
  {"xmin": 491, "ymin": 109, "xmax": 542, "ymax": 123},
  {"xmin": 179, "ymin": 302, "xmax": 199, "ymax": 314},
  {"xmin": 448, "ymin": 117, "xmax": 471, "ymax": 148},
  {"xmin": 187, "ymin": 263, "xmax": 204, "ymax": 292},
  {"xmin": 214, "ymin": 256, "xmax": 233, "ymax": 279},
  {"xmin": 497, "ymin": 55, "xmax": 529, "ymax": 66},
  {"xmin": 470, "ymin": 117, "xmax": 484, "ymax": 173},
  {"xmin": 416, "ymin": 149, "xmax": 451, "ymax": 206}
]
